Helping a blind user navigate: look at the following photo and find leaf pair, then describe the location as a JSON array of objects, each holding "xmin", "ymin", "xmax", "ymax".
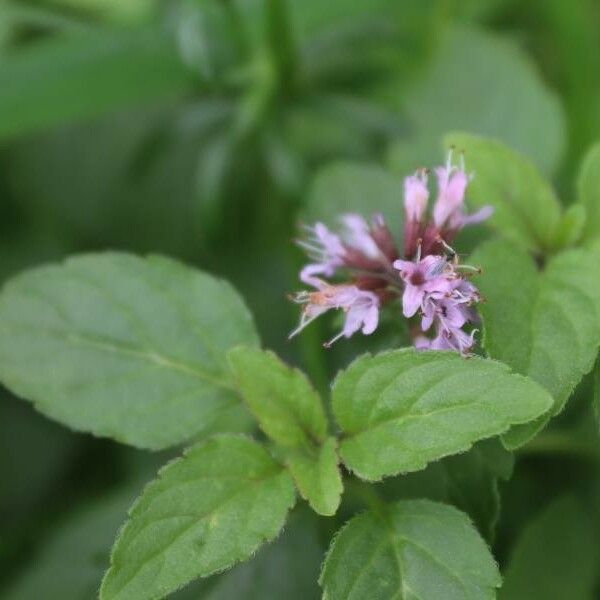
[{"xmin": 227, "ymin": 347, "xmax": 343, "ymax": 517}]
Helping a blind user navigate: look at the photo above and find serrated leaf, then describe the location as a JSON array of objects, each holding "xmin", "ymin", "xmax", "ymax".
[
  {"xmin": 303, "ymin": 162, "xmax": 401, "ymax": 231},
  {"xmin": 332, "ymin": 349, "xmax": 552, "ymax": 480},
  {"xmin": 444, "ymin": 132, "xmax": 562, "ymax": 252},
  {"xmin": 577, "ymin": 141, "xmax": 600, "ymax": 243},
  {"xmin": 174, "ymin": 507, "xmax": 323, "ymax": 599},
  {"xmin": 227, "ymin": 347, "xmax": 327, "ymax": 448},
  {"xmin": 286, "ymin": 437, "xmax": 343, "ymax": 517},
  {"xmin": 100, "ymin": 435, "xmax": 295, "ymax": 600},
  {"xmin": 471, "ymin": 239, "xmax": 600, "ymax": 448},
  {"xmin": 320, "ymin": 499, "xmax": 501, "ymax": 600},
  {"xmin": 0, "ymin": 253, "xmax": 259, "ymax": 450},
  {"xmin": 227, "ymin": 347, "xmax": 343, "ymax": 515},
  {"xmin": 380, "ymin": 439, "xmax": 513, "ymax": 542},
  {"xmin": 500, "ymin": 496, "xmax": 599, "ymax": 600}
]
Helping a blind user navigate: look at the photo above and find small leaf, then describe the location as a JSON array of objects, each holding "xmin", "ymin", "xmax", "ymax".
[
  {"xmin": 100, "ymin": 435, "xmax": 295, "ymax": 600},
  {"xmin": 500, "ymin": 496, "xmax": 599, "ymax": 600},
  {"xmin": 228, "ymin": 347, "xmax": 343, "ymax": 515},
  {"xmin": 0, "ymin": 253, "xmax": 259, "ymax": 450},
  {"xmin": 332, "ymin": 349, "xmax": 552, "ymax": 480},
  {"xmin": 444, "ymin": 132, "xmax": 562, "ymax": 252},
  {"xmin": 577, "ymin": 141, "xmax": 600, "ymax": 242},
  {"xmin": 551, "ymin": 203, "xmax": 586, "ymax": 250},
  {"xmin": 286, "ymin": 437, "xmax": 343, "ymax": 517},
  {"xmin": 227, "ymin": 346, "xmax": 327, "ymax": 448},
  {"xmin": 471, "ymin": 239, "xmax": 600, "ymax": 447},
  {"xmin": 303, "ymin": 161, "xmax": 401, "ymax": 231},
  {"xmin": 320, "ymin": 499, "xmax": 501, "ymax": 600}
]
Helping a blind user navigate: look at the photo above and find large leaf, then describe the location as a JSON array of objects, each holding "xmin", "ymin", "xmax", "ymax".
[
  {"xmin": 0, "ymin": 253, "xmax": 259, "ymax": 449},
  {"xmin": 100, "ymin": 435, "xmax": 295, "ymax": 600},
  {"xmin": 577, "ymin": 141, "xmax": 600, "ymax": 243},
  {"xmin": 388, "ymin": 25, "xmax": 565, "ymax": 176},
  {"xmin": 380, "ymin": 439, "xmax": 513, "ymax": 542},
  {"xmin": 500, "ymin": 496, "xmax": 599, "ymax": 600},
  {"xmin": 0, "ymin": 26, "xmax": 195, "ymax": 140},
  {"xmin": 320, "ymin": 499, "xmax": 501, "ymax": 599},
  {"xmin": 471, "ymin": 239, "xmax": 600, "ymax": 447},
  {"xmin": 444, "ymin": 133, "xmax": 562, "ymax": 252},
  {"xmin": 332, "ymin": 349, "xmax": 552, "ymax": 480},
  {"xmin": 303, "ymin": 162, "xmax": 402, "ymax": 232},
  {"xmin": 228, "ymin": 347, "xmax": 342, "ymax": 515}
]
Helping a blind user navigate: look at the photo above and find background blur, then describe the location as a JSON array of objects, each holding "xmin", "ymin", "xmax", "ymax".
[{"xmin": 1, "ymin": 0, "xmax": 600, "ymax": 597}]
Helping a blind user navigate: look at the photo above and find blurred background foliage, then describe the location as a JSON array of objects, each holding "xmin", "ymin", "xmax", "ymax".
[{"xmin": 2, "ymin": 0, "xmax": 600, "ymax": 597}]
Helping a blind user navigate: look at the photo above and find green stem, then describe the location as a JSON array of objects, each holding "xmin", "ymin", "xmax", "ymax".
[
  {"xmin": 264, "ymin": 0, "xmax": 297, "ymax": 95},
  {"xmin": 344, "ymin": 477, "xmax": 387, "ymax": 514}
]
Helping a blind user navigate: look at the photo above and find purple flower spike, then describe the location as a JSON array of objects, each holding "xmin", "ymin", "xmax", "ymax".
[{"xmin": 291, "ymin": 151, "xmax": 488, "ymax": 355}]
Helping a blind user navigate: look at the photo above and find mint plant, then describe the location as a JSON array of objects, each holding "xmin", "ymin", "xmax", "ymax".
[{"xmin": 1, "ymin": 133, "xmax": 600, "ymax": 599}]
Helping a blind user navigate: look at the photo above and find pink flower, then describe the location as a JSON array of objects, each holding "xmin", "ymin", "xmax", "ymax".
[
  {"xmin": 289, "ymin": 280, "xmax": 379, "ymax": 346},
  {"xmin": 404, "ymin": 170, "xmax": 429, "ymax": 222},
  {"xmin": 393, "ymin": 255, "xmax": 454, "ymax": 317},
  {"xmin": 429, "ymin": 326, "xmax": 477, "ymax": 355},
  {"xmin": 298, "ymin": 222, "xmax": 346, "ymax": 285},
  {"xmin": 298, "ymin": 214, "xmax": 398, "ymax": 286},
  {"xmin": 432, "ymin": 164, "xmax": 470, "ymax": 228},
  {"xmin": 340, "ymin": 214, "xmax": 381, "ymax": 260},
  {"xmin": 431, "ymin": 155, "xmax": 493, "ymax": 233}
]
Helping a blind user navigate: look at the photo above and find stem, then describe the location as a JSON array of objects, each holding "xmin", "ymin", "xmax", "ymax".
[
  {"xmin": 344, "ymin": 477, "xmax": 387, "ymax": 514},
  {"xmin": 264, "ymin": 0, "xmax": 297, "ymax": 95}
]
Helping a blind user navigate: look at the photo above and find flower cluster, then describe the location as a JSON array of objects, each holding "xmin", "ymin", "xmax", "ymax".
[{"xmin": 290, "ymin": 154, "xmax": 492, "ymax": 355}]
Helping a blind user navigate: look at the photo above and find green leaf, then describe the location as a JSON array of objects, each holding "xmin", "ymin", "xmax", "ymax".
[
  {"xmin": 471, "ymin": 239, "xmax": 600, "ymax": 448},
  {"xmin": 388, "ymin": 25, "xmax": 565, "ymax": 176},
  {"xmin": 175, "ymin": 507, "xmax": 323, "ymax": 599},
  {"xmin": 380, "ymin": 439, "xmax": 513, "ymax": 542},
  {"xmin": 227, "ymin": 347, "xmax": 343, "ymax": 515},
  {"xmin": 444, "ymin": 132, "xmax": 562, "ymax": 252},
  {"xmin": 100, "ymin": 435, "xmax": 295, "ymax": 600},
  {"xmin": 577, "ymin": 141, "xmax": 600, "ymax": 242},
  {"xmin": 320, "ymin": 499, "xmax": 501, "ymax": 599},
  {"xmin": 303, "ymin": 162, "xmax": 401, "ymax": 232},
  {"xmin": 552, "ymin": 203, "xmax": 586, "ymax": 250},
  {"xmin": 332, "ymin": 349, "xmax": 552, "ymax": 480},
  {"xmin": 0, "ymin": 26, "xmax": 195, "ymax": 140},
  {"xmin": 227, "ymin": 346, "xmax": 327, "ymax": 448},
  {"xmin": 500, "ymin": 496, "xmax": 599, "ymax": 600},
  {"xmin": 0, "ymin": 253, "xmax": 259, "ymax": 450},
  {"xmin": 286, "ymin": 437, "xmax": 343, "ymax": 517}
]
